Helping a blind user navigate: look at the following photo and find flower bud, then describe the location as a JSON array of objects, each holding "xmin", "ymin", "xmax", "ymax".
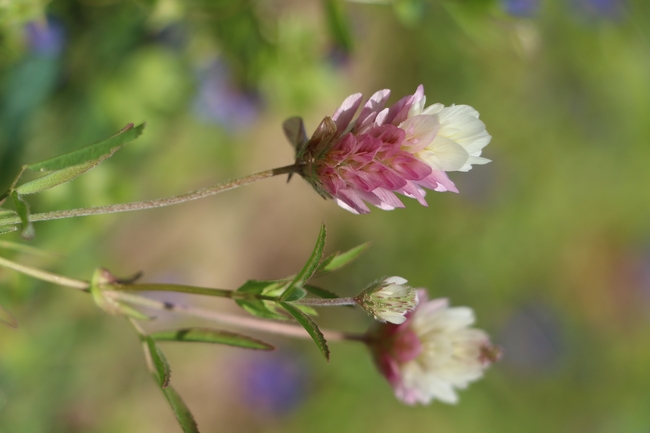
[{"xmin": 355, "ymin": 277, "xmax": 418, "ymax": 324}]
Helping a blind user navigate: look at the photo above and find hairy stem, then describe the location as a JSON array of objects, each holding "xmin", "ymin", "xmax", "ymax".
[
  {"xmin": 116, "ymin": 283, "xmax": 277, "ymax": 301},
  {"xmin": 295, "ymin": 297, "xmax": 358, "ymax": 307},
  {"xmin": 0, "ymin": 255, "xmax": 89, "ymax": 290},
  {"xmin": 0, "ymin": 164, "xmax": 299, "ymax": 227},
  {"xmin": 107, "ymin": 291, "xmax": 367, "ymax": 343}
]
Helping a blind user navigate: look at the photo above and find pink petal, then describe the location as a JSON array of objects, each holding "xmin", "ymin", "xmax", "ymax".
[
  {"xmin": 356, "ymin": 89, "xmax": 391, "ymax": 130},
  {"xmin": 367, "ymin": 188, "xmax": 405, "ymax": 209},
  {"xmin": 398, "ymin": 181, "xmax": 429, "ymax": 206},
  {"xmin": 335, "ymin": 188, "xmax": 370, "ymax": 214},
  {"xmin": 383, "ymin": 85, "xmax": 425, "ymax": 126},
  {"xmin": 389, "ymin": 154, "xmax": 433, "ymax": 180},
  {"xmin": 332, "ymin": 93, "xmax": 363, "ymax": 135},
  {"xmin": 419, "ymin": 170, "xmax": 458, "ymax": 193}
]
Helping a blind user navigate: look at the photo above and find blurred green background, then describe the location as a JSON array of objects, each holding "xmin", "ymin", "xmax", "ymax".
[{"xmin": 1, "ymin": 0, "xmax": 650, "ymax": 432}]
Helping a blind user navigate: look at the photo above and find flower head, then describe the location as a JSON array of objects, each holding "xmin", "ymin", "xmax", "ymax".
[
  {"xmin": 287, "ymin": 85, "xmax": 490, "ymax": 214},
  {"xmin": 355, "ymin": 276, "xmax": 418, "ymax": 324},
  {"xmin": 367, "ymin": 290, "xmax": 499, "ymax": 405}
]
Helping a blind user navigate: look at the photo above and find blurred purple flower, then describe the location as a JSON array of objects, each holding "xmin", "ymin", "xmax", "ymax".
[
  {"xmin": 502, "ymin": 0, "xmax": 540, "ymax": 17},
  {"xmin": 24, "ymin": 17, "xmax": 65, "ymax": 57},
  {"xmin": 152, "ymin": 24, "xmax": 188, "ymax": 51},
  {"xmin": 237, "ymin": 351, "xmax": 309, "ymax": 417},
  {"xmin": 192, "ymin": 60, "xmax": 261, "ymax": 131},
  {"xmin": 573, "ymin": 0, "xmax": 626, "ymax": 20},
  {"xmin": 498, "ymin": 302, "xmax": 564, "ymax": 374},
  {"xmin": 327, "ymin": 45, "xmax": 351, "ymax": 69}
]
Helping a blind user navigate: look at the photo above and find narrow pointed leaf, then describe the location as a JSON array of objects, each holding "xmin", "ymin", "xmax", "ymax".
[
  {"xmin": 28, "ymin": 123, "xmax": 145, "ymax": 172},
  {"xmin": 317, "ymin": 242, "xmax": 370, "ymax": 275},
  {"xmin": 235, "ymin": 298, "xmax": 287, "ymax": 320},
  {"xmin": 0, "ymin": 304, "xmax": 18, "ymax": 328},
  {"xmin": 296, "ymin": 304, "xmax": 319, "ymax": 316},
  {"xmin": 236, "ymin": 279, "xmax": 279, "ymax": 295},
  {"xmin": 151, "ymin": 328, "xmax": 275, "ymax": 351},
  {"xmin": 143, "ymin": 336, "xmax": 171, "ymax": 388},
  {"xmin": 141, "ymin": 337, "xmax": 199, "ymax": 432},
  {"xmin": 161, "ymin": 385, "xmax": 200, "ymax": 433},
  {"xmin": 11, "ymin": 192, "xmax": 33, "ymax": 240},
  {"xmin": 16, "ymin": 160, "xmax": 101, "ymax": 195},
  {"xmin": 303, "ymin": 284, "xmax": 340, "ymax": 299},
  {"xmin": 281, "ymin": 224, "xmax": 326, "ymax": 301},
  {"xmin": 280, "ymin": 301, "xmax": 329, "ymax": 361},
  {"xmin": 282, "ymin": 287, "xmax": 307, "ymax": 302}
]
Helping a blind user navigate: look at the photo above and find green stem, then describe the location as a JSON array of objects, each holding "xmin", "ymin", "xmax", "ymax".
[
  {"xmin": 107, "ymin": 291, "xmax": 367, "ymax": 343},
  {"xmin": 0, "ymin": 255, "xmax": 89, "ymax": 290},
  {"xmin": 116, "ymin": 283, "xmax": 277, "ymax": 301},
  {"xmin": 295, "ymin": 297, "xmax": 358, "ymax": 307},
  {"xmin": 0, "ymin": 164, "xmax": 299, "ymax": 227}
]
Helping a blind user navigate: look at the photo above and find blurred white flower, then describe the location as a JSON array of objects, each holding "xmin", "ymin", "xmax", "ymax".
[{"xmin": 368, "ymin": 290, "xmax": 499, "ymax": 405}]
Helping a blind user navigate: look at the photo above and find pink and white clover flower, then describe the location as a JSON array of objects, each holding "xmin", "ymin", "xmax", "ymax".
[
  {"xmin": 285, "ymin": 85, "xmax": 491, "ymax": 214},
  {"xmin": 367, "ymin": 290, "xmax": 499, "ymax": 405}
]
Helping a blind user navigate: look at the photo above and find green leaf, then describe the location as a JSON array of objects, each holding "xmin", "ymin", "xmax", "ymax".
[
  {"xmin": 235, "ymin": 298, "xmax": 287, "ymax": 321},
  {"xmin": 324, "ymin": 0, "xmax": 353, "ymax": 53},
  {"xmin": 151, "ymin": 328, "xmax": 275, "ymax": 351},
  {"xmin": 0, "ymin": 304, "xmax": 18, "ymax": 328},
  {"xmin": 161, "ymin": 385, "xmax": 200, "ymax": 433},
  {"xmin": 303, "ymin": 284, "xmax": 339, "ymax": 299},
  {"xmin": 280, "ymin": 301, "xmax": 329, "ymax": 361},
  {"xmin": 282, "ymin": 287, "xmax": 307, "ymax": 302},
  {"xmin": 317, "ymin": 242, "xmax": 370, "ymax": 275},
  {"xmin": 0, "ymin": 227, "xmax": 17, "ymax": 236},
  {"xmin": 295, "ymin": 304, "xmax": 318, "ymax": 316},
  {"xmin": 28, "ymin": 123, "xmax": 146, "ymax": 172},
  {"xmin": 10, "ymin": 192, "xmax": 33, "ymax": 240},
  {"xmin": 16, "ymin": 160, "xmax": 100, "ymax": 195},
  {"xmin": 236, "ymin": 279, "xmax": 279, "ymax": 295},
  {"xmin": 143, "ymin": 336, "xmax": 171, "ymax": 388},
  {"xmin": 142, "ymin": 337, "xmax": 200, "ymax": 433},
  {"xmin": 281, "ymin": 224, "xmax": 326, "ymax": 301}
]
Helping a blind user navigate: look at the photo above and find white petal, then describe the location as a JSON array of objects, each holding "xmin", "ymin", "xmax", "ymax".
[
  {"xmin": 384, "ymin": 276, "xmax": 408, "ymax": 285},
  {"xmin": 399, "ymin": 114, "xmax": 440, "ymax": 152},
  {"xmin": 419, "ymin": 136, "xmax": 470, "ymax": 172}
]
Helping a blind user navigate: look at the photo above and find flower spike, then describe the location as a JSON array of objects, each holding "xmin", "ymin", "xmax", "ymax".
[{"xmin": 288, "ymin": 85, "xmax": 491, "ymax": 214}]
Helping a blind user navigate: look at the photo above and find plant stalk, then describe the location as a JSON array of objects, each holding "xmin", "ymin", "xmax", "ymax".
[
  {"xmin": 107, "ymin": 291, "xmax": 367, "ymax": 343},
  {"xmin": 0, "ymin": 165, "xmax": 299, "ymax": 227},
  {"xmin": 0, "ymin": 255, "xmax": 89, "ymax": 290}
]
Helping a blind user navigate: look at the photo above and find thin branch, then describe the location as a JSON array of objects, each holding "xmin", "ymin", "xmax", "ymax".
[
  {"xmin": 0, "ymin": 164, "xmax": 299, "ymax": 227},
  {"xmin": 107, "ymin": 291, "xmax": 367, "ymax": 343},
  {"xmin": 0, "ymin": 255, "xmax": 89, "ymax": 290},
  {"xmin": 295, "ymin": 297, "xmax": 358, "ymax": 307}
]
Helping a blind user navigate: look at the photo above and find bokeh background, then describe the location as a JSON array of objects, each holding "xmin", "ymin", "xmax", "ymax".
[{"xmin": 1, "ymin": 0, "xmax": 650, "ymax": 432}]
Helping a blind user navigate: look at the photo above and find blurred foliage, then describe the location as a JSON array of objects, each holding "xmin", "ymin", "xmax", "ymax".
[{"xmin": 2, "ymin": 0, "xmax": 650, "ymax": 432}]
